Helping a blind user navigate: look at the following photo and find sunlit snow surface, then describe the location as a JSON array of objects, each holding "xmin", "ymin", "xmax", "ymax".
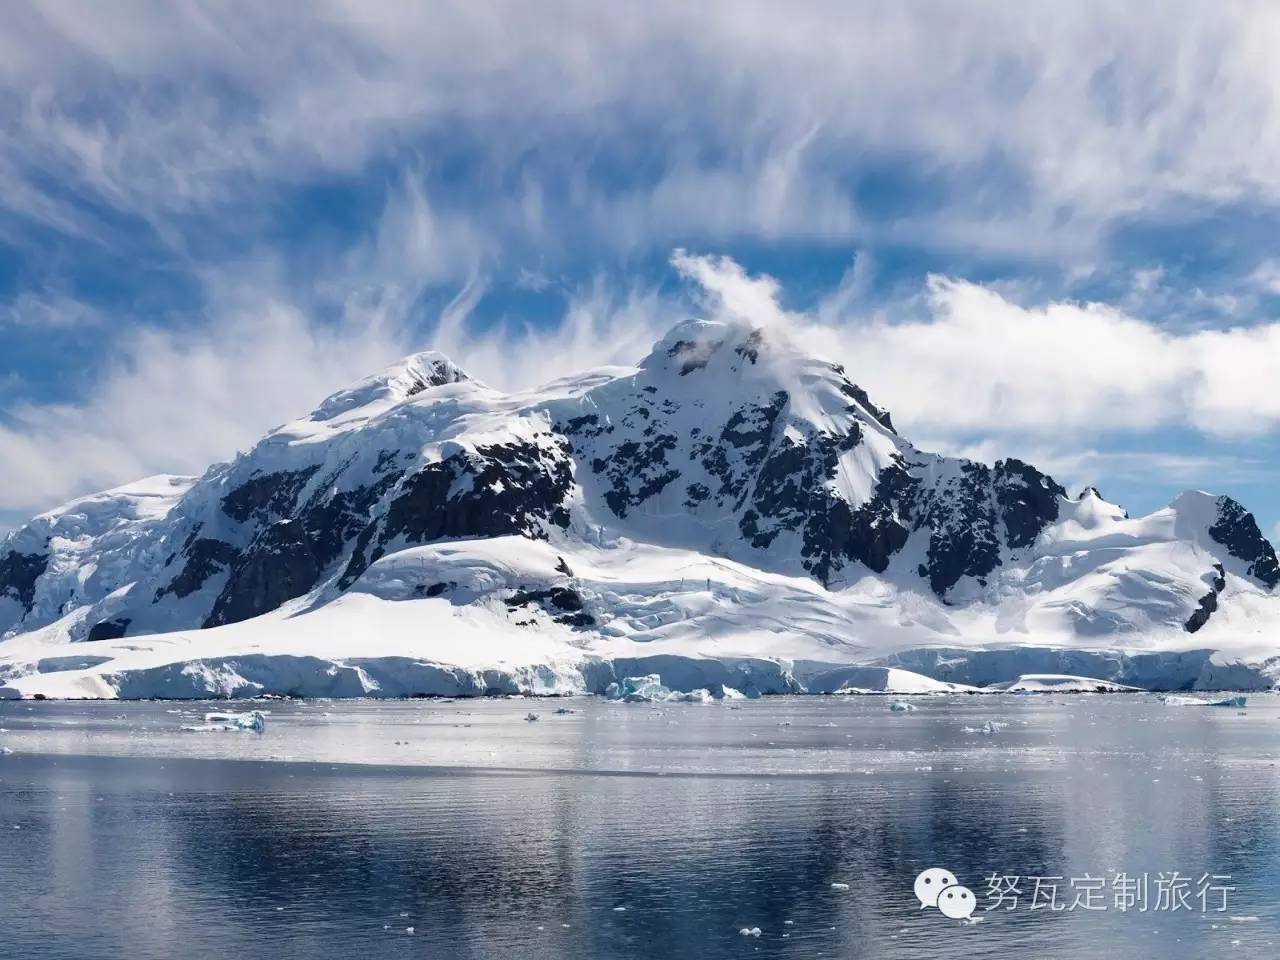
[
  {"xmin": 2, "ymin": 694, "xmax": 1278, "ymax": 959},
  {"xmin": 4, "ymin": 321, "xmax": 1280, "ymax": 700}
]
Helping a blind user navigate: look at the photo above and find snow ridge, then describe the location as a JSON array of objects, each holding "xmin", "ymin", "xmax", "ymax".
[{"xmin": 1, "ymin": 320, "xmax": 1277, "ymax": 698}]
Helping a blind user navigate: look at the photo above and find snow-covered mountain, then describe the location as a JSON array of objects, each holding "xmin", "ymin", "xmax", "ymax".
[{"xmin": 3, "ymin": 319, "xmax": 1279, "ymax": 698}]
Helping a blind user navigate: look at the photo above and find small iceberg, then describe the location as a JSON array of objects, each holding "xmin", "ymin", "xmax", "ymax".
[
  {"xmin": 988, "ymin": 674, "xmax": 1141, "ymax": 694},
  {"xmin": 669, "ymin": 688, "xmax": 714, "ymax": 704},
  {"xmin": 1207, "ymin": 695, "xmax": 1246, "ymax": 708},
  {"xmin": 1161, "ymin": 694, "xmax": 1247, "ymax": 708},
  {"xmin": 962, "ymin": 720, "xmax": 1008, "ymax": 735},
  {"xmin": 605, "ymin": 674, "xmax": 672, "ymax": 702},
  {"xmin": 888, "ymin": 701, "xmax": 917, "ymax": 712},
  {"xmin": 604, "ymin": 675, "xmax": 718, "ymax": 704},
  {"xmin": 181, "ymin": 710, "xmax": 266, "ymax": 733},
  {"xmin": 525, "ymin": 712, "xmax": 540, "ymax": 722}
]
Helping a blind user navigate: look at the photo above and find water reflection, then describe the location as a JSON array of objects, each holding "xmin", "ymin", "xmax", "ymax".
[{"xmin": 1, "ymin": 695, "xmax": 1277, "ymax": 959}]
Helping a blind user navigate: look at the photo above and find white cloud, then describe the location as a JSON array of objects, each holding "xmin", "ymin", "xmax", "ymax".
[
  {"xmin": 7, "ymin": 3, "xmax": 1280, "ymax": 255},
  {"xmin": 0, "ymin": 267, "xmax": 671, "ymax": 519},
  {"xmin": 0, "ymin": 290, "xmax": 101, "ymax": 327},
  {"xmin": 4, "ymin": 248, "xmax": 1280, "ymax": 524},
  {"xmin": 0, "ymin": 301, "xmax": 412, "ymax": 515},
  {"xmin": 427, "ymin": 276, "xmax": 671, "ymax": 391},
  {"xmin": 674, "ymin": 250, "xmax": 1280, "ymax": 439}
]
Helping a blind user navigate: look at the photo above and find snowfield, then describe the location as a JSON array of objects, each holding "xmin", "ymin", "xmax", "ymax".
[{"xmin": 2, "ymin": 319, "xmax": 1279, "ymax": 699}]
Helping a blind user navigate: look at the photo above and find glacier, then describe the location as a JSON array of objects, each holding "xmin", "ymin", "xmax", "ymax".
[{"xmin": 2, "ymin": 317, "xmax": 1278, "ymax": 699}]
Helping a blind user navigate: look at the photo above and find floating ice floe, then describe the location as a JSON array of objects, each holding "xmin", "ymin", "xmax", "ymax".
[
  {"xmin": 738, "ymin": 927, "xmax": 762, "ymax": 937},
  {"xmin": 181, "ymin": 710, "xmax": 266, "ymax": 733},
  {"xmin": 1161, "ymin": 694, "xmax": 1247, "ymax": 708},
  {"xmin": 553, "ymin": 707, "xmax": 576, "ymax": 715},
  {"xmin": 525, "ymin": 712, "xmax": 540, "ymax": 722},
  {"xmin": 888, "ymin": 701, "xmax": 917, "ymax": 712},
  {"xmin": 603, "ymin": 675, "xmax": 718, "ymax": 704},
  {"xmin": 962, "ymin": 720, "xmax": 1009, "ymax": 735},
  {"xmin": 987, "ymin": 674, "xmax": 1142, "ymax": 694},
  {"xmin": 831, "ymin": 882, "xmax": 850, "ymax": 891}
]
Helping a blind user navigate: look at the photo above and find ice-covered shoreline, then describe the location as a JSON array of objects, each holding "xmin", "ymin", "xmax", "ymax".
[{"xmin": 2, "ymin": 645, "xmax": 1274, "ymax": 701}]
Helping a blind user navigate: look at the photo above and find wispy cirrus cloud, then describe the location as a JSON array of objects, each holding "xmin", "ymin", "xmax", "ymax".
[
  {"xmin": 5, "ymin": 1, "xmax": 1280, "ymax": 536},
  {"xmin": 6, "ymin": 2, "xmax": 1280, "ymax": 257}
]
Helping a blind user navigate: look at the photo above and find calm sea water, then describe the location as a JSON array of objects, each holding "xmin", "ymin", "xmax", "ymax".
[{"xmin": 1, "ymin": 694, "xmax": 1277, "ymax": 959}]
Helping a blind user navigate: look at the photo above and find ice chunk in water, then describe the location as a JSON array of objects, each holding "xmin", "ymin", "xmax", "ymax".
[
  {"xmin": 605, "ymin": 674, "xmax": 672, "ymax": 702},
  {"xmin": 182, "ymin": 710, "xmax": 266, "ymax": 733},
  {"xmin": 605, "ymin": 674, "xmax": 719, "ymax": 703},
  {"xmin": 888, "ymin": 701, "xmax": 917, "ymax": 712},
  {"xmin": 738, "ymin": 927, "xmax": 762, "ymax": 937},
  {"xmin": 963, "ymin": 720, "xmax": 1008, "ymax": 735},
  {"xmin": 669, "ymin": 688, "xmax": 714, "ymax": 704},
  {"xmin": 1207, "ymin": 695, "xmax": 1246, "ymax": 708},
  {"xmin": 1162, "ymin": 695, "xmax": 1247, "ymax": 708}
]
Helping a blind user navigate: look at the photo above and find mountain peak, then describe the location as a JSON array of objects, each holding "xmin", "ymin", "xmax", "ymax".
[
  {"xmin": 642, "ymin": 318, "xmax": 767, "ymax": 377},
  {"xmin": 309, "ymin": 351, "xmax": 471, "ymax": 423}
]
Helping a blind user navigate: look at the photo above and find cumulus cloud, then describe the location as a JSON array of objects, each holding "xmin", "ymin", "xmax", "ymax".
[{"xmin": 673, "ymin": 250, "xmax": 1280, "ymax": 439}]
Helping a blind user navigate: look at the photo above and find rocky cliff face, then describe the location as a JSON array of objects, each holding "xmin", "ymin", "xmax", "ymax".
[{"xmin": 1, "ymin": 320, "xmax": 1276, "ymax": 649}]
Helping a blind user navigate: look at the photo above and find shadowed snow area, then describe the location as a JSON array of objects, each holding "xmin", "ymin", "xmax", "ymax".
[{"xmin": 2, "ymin": 320, "xmax": 1278, "ymax": 699}]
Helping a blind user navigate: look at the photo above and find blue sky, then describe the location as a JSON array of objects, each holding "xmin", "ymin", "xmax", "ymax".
[{"xmin": 2, "ymin": 2, "xmax": 1280, "ymax": 540}]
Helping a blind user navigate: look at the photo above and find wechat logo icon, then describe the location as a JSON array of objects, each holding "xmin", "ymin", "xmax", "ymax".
[{"xmin": 914, "ymin": 867, "xmax": 976, "ymax": 920}]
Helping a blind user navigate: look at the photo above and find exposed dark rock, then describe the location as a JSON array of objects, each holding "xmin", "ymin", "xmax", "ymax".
[
  {"xmin": 156, "ymin": 538, "xmax": 239, "ymax": 601},
  {"xmin": 734, "ymin": 329, "xmax": 763, "ymax": 365},
  {"xmin": 205, "ymin": 519, "xmax": 322, "ymax": 627},
  {"xmin": 505, "ymin": 586, "xmax": 584, "ymax": 611},
  {"xmin": 504, "ymin": 585, "xmax": 592, "ymax": 627},
  {"xmin": 666, "ymin": 338, "xmax": 716, "ymax": 375},
  {"xmin": 1185, "ymin": 563, "xmax": 1226, "ymax": 633},
  {"xmin": 402, "ymin": 359, "xmax": 469, "ymax": 396},
  {"xmin": 835, "ymin": 371, "xmax": 896, "ymax": 433},
  {"xmin": 0, "ymin": 548, "xmax": 48, "ymax": 614},
  {"xmin": 683, "ymin": 482, "xmax": 711, "ymax": 509},
  {"xmin": 220, "ymin": 466, "xmax": 320, "ymax": 524},
  {"xmin": 86, "ymin": 618, "xmax": 131, "ymax": 643},
  {"xmin": 1208, "ymin": 497, "xmax": 1280, "ymax": 589},
  {"xmin": 549, "ymin": 587, "xmax": 584, "ymax": 611},
  {"xmin": 994, "ymin": 458, "xmax": 1067, "ymax": 549},
  {"xmin": 383, "ymin": 438, "xmax": 573, "ymax": 543},
  {"xmin": 593, "ymin": 433, "xmax": 680, "ymax": 518},
  {"xmin": 554, "ymin": 556, "xmax": 575, "ymax": 577},
  {"xmin": 918, "ymin": 462, "xmax": 1003, "ymax": 596},
  {"xmin": 561, "ymin": 414, "xmax": 604, "ymax": 438}
]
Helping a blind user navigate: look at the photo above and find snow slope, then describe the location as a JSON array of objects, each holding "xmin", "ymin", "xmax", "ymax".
[{"xmin": 2, "ymin": 319, "xmax": 1279, "ymax": 698}]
